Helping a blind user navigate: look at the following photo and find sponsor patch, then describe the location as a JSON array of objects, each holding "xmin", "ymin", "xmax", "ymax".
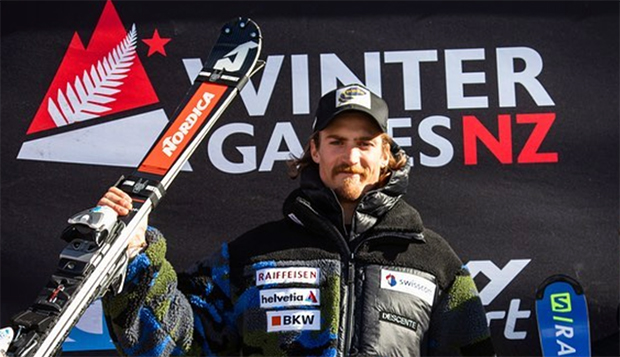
[
  {"xmin": 256, "ymin": 267, "xmax": 320, "ymax": 286},
  {"xmin": 336, "ymin": 85, "xmax": 371, "ymax": 109},
  {"xmin": 260, "ymin": 288, "xmax": 320, "ymax": 308},
  {"xmin": 266, "ymin": 310, "xmax": 321, "ymax": 332},
  {"xmin": 380, "ymin": 269, "xmax": 436, "ymax": 306},
  {"xmin": 379, "ymin": 311, "xmax": 419, "ymax": 331}
]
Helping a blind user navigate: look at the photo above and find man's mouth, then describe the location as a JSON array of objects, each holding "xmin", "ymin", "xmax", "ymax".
[{"xmin": 333, "ymin": 165, "xmax": 366, "ymax": 178}]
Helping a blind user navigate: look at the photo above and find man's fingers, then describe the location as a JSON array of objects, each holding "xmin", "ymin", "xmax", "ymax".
[
  {"xmin": 109, "ymin": 186, "xmax": 129, "ymax": 198},
  {"xmin": 98, "ymin": 196, "xmax": 130, "ymax": 215},
  {"xmin": 97, "ymin": 187, "xmax": 133, "ymax": 215}
]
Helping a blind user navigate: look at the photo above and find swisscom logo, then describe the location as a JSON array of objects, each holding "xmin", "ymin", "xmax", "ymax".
[
  {"xmin": 380, "ymin": 269, "xmax": 437, "ymax": 306},
  {"xmin": 385, "ymin": 274, "xmax": 398, "ymax": 287},
  {"xmin": 17, "ymin": 0, "xmax": 191, "ymax": 171}
]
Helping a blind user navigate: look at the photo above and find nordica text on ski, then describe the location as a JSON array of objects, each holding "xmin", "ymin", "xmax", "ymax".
[{"xmin": 162, "ymin": 91, "xmax": 215, "ymax": 157}]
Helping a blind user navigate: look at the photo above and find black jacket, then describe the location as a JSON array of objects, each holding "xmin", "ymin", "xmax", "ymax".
[{"xmin": 104, "ymin": 160, "xmax": 494, "ymax": 356}]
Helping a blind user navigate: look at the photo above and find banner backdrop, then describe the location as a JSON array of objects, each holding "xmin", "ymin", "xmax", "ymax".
[{"xmin": 2, "ymin": 1, "xmax": 618, "ymax": 355}]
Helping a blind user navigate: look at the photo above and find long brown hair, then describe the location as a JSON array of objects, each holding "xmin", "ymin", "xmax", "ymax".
[{"xmin": 287, "ymin": 132, "xmax": 407, "ymax": 183}]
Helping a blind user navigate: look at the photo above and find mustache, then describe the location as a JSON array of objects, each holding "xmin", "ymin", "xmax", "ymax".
[{"xmin": 333, "ymin": 164, "xmax": 368, "ymax": 177}]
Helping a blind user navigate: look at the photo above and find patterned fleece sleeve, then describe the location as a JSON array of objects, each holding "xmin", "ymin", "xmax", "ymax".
[
  {"xmin": 102, "ymin": 227, "xmax": 240, "ymax": 357},
  {"xmin": 102, "ymin": 227, "xmax": 194, "ymax": 356},
  {"xmin": 427, "ymin": 266, "xmax": 496, "ymax": 356}
]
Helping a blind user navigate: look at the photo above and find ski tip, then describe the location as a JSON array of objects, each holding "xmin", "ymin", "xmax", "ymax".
[
  {"xmin": 535, "ymin": 274, "xmax": 584, "ymax": 300},
  {"xmin": 221, "ymin": 17, "xmax": 261, "ymax": 39}
]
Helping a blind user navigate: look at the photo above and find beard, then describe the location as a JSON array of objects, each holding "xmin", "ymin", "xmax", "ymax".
[
  {"xmin": 335, "ymin": 176, "xmax": 365, "ymax": 202},
  {"xmin": 332, "ymin": 164, "xmax": 370, "ymax": 202}
]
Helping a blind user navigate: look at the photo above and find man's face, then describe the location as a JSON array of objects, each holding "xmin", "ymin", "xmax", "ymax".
[{"xmin": 311, "ymin": 112, "xmax": 389, "ymax": 203}]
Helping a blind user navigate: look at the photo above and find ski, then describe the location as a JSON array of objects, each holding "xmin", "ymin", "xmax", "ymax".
[
  {"xmin": 3, "ymin": 17, "xmax": 264, "ymax": 357},
  {"xmin": 535, "ymin": 274, "xmax": 591, "ymax": 357}
]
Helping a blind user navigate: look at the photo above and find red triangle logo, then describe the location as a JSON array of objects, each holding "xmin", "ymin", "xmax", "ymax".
[
  {"xmin": 307, "ymin": 291, "xmax": 318, "ymax": 303},
  {"xmin": 27, "ymin": 0, "xmax": 159, "ymax": 134}
]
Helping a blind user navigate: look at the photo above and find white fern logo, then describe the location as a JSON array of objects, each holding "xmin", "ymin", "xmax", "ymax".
[{"xmin": 47, "ymin": 24, "xmax": 138, "ymax": 127}]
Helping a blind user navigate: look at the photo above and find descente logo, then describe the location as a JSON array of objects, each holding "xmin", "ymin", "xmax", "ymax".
[{"xmin": 162, "ymin": 91, "xmax": 215, "ymax": 157}]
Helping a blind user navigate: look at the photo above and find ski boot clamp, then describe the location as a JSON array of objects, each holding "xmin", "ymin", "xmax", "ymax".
[{"xmin": 64, "ymin": 206, "xmax": 121, "ymax": 245}]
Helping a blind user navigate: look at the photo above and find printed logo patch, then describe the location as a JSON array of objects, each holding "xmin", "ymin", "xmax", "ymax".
[
  {"xmin": 336, "ymin": 85, "xmax": 371, "ymax": 110},
  {"xmin": 256, "ymin": 267, "xmax": 320, "ymax": 286},
  {"xmin": 380, "ymin": 269, "xmax": 436, "ymax": 306},
  {"xmin": 379, "ymin": 311, "xmax": 419, "ymax": 331},
  {"xmin": 260, "ymin": 288, "xmax": 320, "ymax": 308},
  {"xmin": 266, "ymin": 310, "xmax": 321, "ymax": 332}
]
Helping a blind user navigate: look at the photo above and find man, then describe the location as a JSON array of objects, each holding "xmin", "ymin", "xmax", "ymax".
[{"xmin": 100, "ymin": 84, "xmax": 494, "ymax": 356}]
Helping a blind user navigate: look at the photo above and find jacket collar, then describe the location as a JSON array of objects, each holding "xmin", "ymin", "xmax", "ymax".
[{"xmin": 283, "ymin": 149, "xmax": 423, "ymax": 240}]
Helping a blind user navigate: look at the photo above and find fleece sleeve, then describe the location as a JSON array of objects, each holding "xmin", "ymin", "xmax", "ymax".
[
  {"xmin": 426, "ymin": 266, "xmax": 496, "ymax": 356},
  {"xmin": 102, "ymin": 227, "xmax": 194, "ymax": 356},
  {"xmin": 102, "ymin": 227, "xmax": 240, "ymax": 357}
]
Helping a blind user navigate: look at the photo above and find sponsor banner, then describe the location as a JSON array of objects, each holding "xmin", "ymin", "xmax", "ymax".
[
  {"xmin": 259, "ymin": 288, "xmax": 320, "ymax": 308},
  {"xmin": 256, "ymin": 267, "xmax": 320, "ymax": 286},
  {"xmin": 2, "ymin": 1, "xmax": 618, "ymax": 356},
  {"xmin": 466, "ymin": 260, "xmax": 533, "ymax": 342},
  {"xmin": 380, "ymin": 269, "xmax": 436, "ymax": 306},
  {"xmin": 266, "ymin": 310, "xmax": 321, "ymax": 332}
]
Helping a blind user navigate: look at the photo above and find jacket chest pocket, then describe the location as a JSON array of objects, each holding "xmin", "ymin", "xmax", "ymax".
[
  {"xmin": 356, "ymin": 264, "xmax": 437, "ymax": 357},
  {"xmin": 236, "ymin": 259, "xmax": 342, "ymax": 355}
]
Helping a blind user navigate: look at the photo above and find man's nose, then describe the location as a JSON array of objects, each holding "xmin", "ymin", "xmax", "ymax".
[{"xmin": 342, "ymin": 146, "xmax": 361, "ymax": 165}]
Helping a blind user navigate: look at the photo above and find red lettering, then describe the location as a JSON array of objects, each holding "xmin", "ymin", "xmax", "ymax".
[
  {"xmin": 463, "ymin": 114, "xmax": 513, "ymax": 165},
  {"xmin": 516, "ymin": 113, "xmax": 558, "ymax": 163}
]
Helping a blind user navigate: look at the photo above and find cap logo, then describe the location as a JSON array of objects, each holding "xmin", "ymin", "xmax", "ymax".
[{"xmin": 336, "ymin": 85, "xmax": 371, "ymax": 110}]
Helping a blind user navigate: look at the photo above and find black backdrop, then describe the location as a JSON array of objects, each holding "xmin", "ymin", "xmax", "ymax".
[{"xmin": 2, "ymin": 1, "xmax": 618, "ymax": 356}]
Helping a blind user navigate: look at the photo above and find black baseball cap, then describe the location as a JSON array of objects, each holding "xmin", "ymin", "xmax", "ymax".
[{"xmin": 312, "ymin": 84, "xmax": 388, "ymax": 133}]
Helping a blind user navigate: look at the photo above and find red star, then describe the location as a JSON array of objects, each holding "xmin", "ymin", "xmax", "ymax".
[{"xmin": 142, "ymin": 29, "xmax": 171, "ymax": 57}]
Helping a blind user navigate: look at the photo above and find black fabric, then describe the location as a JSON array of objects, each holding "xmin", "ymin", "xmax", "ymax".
[{"xmin": 225, "ymin": 171, "xmax": 489, "ymax": 355}]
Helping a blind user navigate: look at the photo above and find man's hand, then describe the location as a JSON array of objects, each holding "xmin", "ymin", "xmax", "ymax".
[
  {"xmin": 98, "ymin": 187, "xmax": 148, "ymax": 258},
  {"xmin": 98, "ymin": 186, "xmax": 133, "ymax": 215}
]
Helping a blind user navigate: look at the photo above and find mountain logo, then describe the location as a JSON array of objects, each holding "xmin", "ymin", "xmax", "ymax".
[{"xmin": 18, "ymin": 0, "xmax": 191, "ymax": 171}]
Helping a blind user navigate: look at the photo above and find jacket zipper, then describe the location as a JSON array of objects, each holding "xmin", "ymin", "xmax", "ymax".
[
  {"xmin": 344, "ymin": 232, "xmax": 425, "ymax": 355},
  {"xmin": 343, "ymin": 252, "xmax": 356, "ymax": 355},
  {"xmin": 295, "ymin": 198, "xmax": 356, "ymax": 354},
  {"xmin": 294, "ymin": 197, "xmax": 423, "ymax": 356}
]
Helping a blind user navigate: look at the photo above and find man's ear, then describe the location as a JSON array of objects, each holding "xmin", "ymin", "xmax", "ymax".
[
  {"xmin": 310, "ymin": 138, "xmax": 320, "ymax": 164},
  {"xmin": 381, "ymin": 140, "xmax": 391, "ymax": 168}
]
